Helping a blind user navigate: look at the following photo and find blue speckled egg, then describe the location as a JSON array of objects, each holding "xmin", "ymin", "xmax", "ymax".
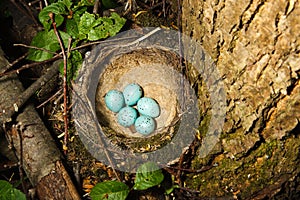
[
  {"xmin": 104, "ymin": 90, "xmax": 125, "ymax": 113},
  {"xmin": 123, "ymin": 83, "xmax": 143, "ymax": 106},
  {"xmin": 137, "ymin": 97, "xmax": 160, "ymax": 118},
  {"xmin": 117, "ymin": 107, "xmax": 138, "ymax": 127},
  {"xmin": 135, "ymin": 115, "xmax": 155, "ymax": 135}
]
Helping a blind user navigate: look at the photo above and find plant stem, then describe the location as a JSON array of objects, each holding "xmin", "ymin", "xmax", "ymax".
[{"xmin": 49, "ymin": 12, "xmax": 69, "ymax": 155}]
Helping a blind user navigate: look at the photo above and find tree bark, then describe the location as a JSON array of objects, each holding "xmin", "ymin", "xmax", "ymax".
[{"xmin": 182, "ymin": 0, "xmax": 300, "ymax": 199}]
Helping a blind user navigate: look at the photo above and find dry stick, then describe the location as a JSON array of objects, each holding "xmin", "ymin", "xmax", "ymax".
[
  {"xmin": 0, "ymin": 61, "xmax": 59, "ymax": 124},
  {"xmin": 43, "ymin": 0, "xmax": 48, "ymax": 7},
  {"xmin": 119, "ymin": 27, "xmax": 161, "ymax": 47},
  {"xmin": 1, "ymin": 52, "xmax": 29, "ymax": 74},
  {"xmin": 8, "ymin": 35, "xmax": 139, "ymax": 75},
  {"xmin": 19, "ymin": 0, "xmax": 40, "ymax": 25},
  {"xmin": 36, "ymin": 88, "xmax": 62, "ymax": 109},
  {"xmin": 70, "ymin": 35, "xmax": 139, "ymax": 51},
  {"xmin": 93, "ymin": 0, "xmax": 100, "ymax": 14},
  {"xmin": 165, "ymin": 164, "xmax": 213, "ymax": 173},
  {"xmin": 9, "ymin": 0, "xmax": 37, "ymax": 24},
  {"xmin": 28, "ymin": 0, "xmax": 41, "ymax": 6},
  {"xmin": 48, "ymin": 12, "xmax": 69, "ymax": 154},
  {"xmin": 163, "ymin": 0, "xmax": 166, "ymax": 17},
  {"xmin": 0, "ymin": 54, "xmax": 61, "ymax": 77},
  {"xmin": 11, "ymin": 52, "xmax": 29, "ymax": 64},
  {"xmin": 14, "ymin": 43, "xmax": 58, "ymax": 55}
]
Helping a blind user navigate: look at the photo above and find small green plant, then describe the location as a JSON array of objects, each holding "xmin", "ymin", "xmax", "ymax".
[
  {"xmin": 0, "ymin": 180, "xmax": 26, "ymax": 200},
  {"xmin": 27, "ymin": 0, "xmax": 126, "ymax": 82},
  {"xmin": 90, "ymin": 162, "xmax": 168, "ymax": 200}
]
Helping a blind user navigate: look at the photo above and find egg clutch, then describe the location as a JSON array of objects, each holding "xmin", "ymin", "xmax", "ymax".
[{"xmin": 104, "ymin": 83, "xmax": 160, "ymax": 136}]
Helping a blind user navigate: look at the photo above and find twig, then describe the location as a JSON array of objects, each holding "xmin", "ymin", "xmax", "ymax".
[
  {"xmin": 43, "ymin": 0, "xmax": 48, "ymax": 7},
  {"xmin": 28, "ymin": 0, "xmax": 41, "ymax": 6},
  {"xmin": 93, "ymin": 0, "xmax": 101, "ymax": 14},
  {"xmin": 175, "ymin": 152, "xmax": 184, "ymax": 186},
  {"xmin": 0, "ymin": 60, "xmax": 59, "ymax": 124},
  {"xmin": 120, "ymin": 27, "xmax": 161, "ymax": 47},
  {"xmin": 0, "ymin": 52, "xmax": 28, "ymax": 74},
  {"xmin": 14, "ymin": 44, "xmax": 58, "ymax": 55},
  {"xmin": 177, "ymin": 186, "xmax": 201, "ymax": 195},
  {"xmin": 165, "ymin": 164, "xmax": 214, "ymax": 173},
  {"xmin": 0, "ymin": 161, "xmax": 19, "ymax": 172},
  {"xmin": 163, "ymin": 0, "xmax": 166, "ymax": 17},
  {"xmin": 19, "ymin": 0, "xmax": 39, "ymax": 25},
  {"xmin": 15, "ymin": 125, "xmax": 26, "ymax": 193},
  {"xmin": 36, "ymin": 88, "xmax": 62, "ymax": 109},
  {"xmin": 9, "ymin": 0, "xmax": 38, "ymax": 25},
  {"xmin": 70, "ymin": 35, "xmax": 139, "ymax": 51},
  {"xmin": 49, "ymin": 12, "xmax": 69, "ymax": 155},
  {"xmin": 0, "ymin": 54, "xmax": 61, "ymax": 77}
]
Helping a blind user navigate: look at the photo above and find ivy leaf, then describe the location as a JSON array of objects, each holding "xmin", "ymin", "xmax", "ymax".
[
  {"xmin": 0, "ymin": 180, "xmax": 26, "ymax": 200},
  {"xmin": 27, "ymin": 30, "xmax": 71, "ymax": 61},
  {"xmin": 133, "ymin": 162, "xmax": 164, "ymax": 190},
  {"xmin": 90, "ymin": 181, "xmax": 130, "ymax": 200},
  {"xmin": 39, "ymin": 2, "xmax": 68, "ymax": 31}
]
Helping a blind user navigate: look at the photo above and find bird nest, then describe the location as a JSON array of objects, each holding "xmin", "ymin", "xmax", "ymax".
[
  {"xmin": 72, "ymin": 28, "xmax": 212, "ymax": 171},
  {"xmin": 96, "ymin": 48, "xmax": 186, "ymax": 150}
]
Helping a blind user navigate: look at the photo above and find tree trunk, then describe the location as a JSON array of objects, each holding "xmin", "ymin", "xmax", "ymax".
[{"xmin": 182, "ymin": 0, "xmax": 300, "ymax": 199}]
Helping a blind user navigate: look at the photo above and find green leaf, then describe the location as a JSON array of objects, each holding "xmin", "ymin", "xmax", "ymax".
[
  {"xmin": 27, "ymin": 30, "xmax": 71, "ymax": 61},
  {"xmin": 66, "ymin": 18, "xmax": 79, "ymax": 39},
  {"xmin": 62, "ymin": 0, "xmax": 73, "ymax": 10},
  {"xmin": 165, "ymin": 184, "xmax": 179, "ymax": 195},
  {"xmin": 108, "ymin": 12, "xmax": 126, "ymax": 36},
  {"xmin": 39, "ymin": 2, "xmax": 68, "ymax": 31},
  {"xmin": 0, "ymin": 180, "xmax": 26, "ymax": 200},
  {"xmin": 90, "ymin": 180, "xmax": 130, "ymax": 200},
  {"xmin": 87, "ymin": 17, "xmax": 112, "ymax": 40},
  {"xmin": 78, "ymin": 0, "xmax": 95, "ymax": 7},
  {"xmin": 66, "ymin": 6, "xmax": 86, "ymax": 39},
  {"xmin": 78, "ymin": 12, "xmax": 97, "ymax": 39},
  {"xmin": 68, "ymin": 50, "xmax": 82, "ymax": 81},
  {"xmin": 133, "ymin": 162, "xmax": 164, "ymax": 190},
  {"xmin": 78, "ymin": 12, "xmax": 126, "ymax": 41}
]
